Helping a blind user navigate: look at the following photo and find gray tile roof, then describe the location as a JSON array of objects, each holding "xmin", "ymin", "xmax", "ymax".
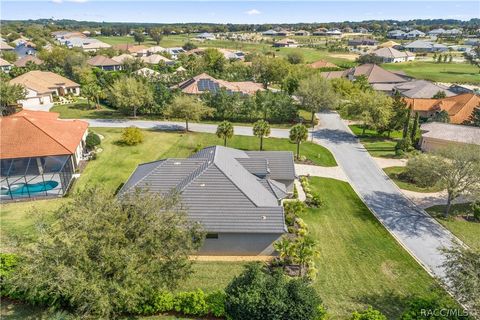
[
  {"xmin": 120, "ymin": 146, "xmax": 295, "ymax": 233},
  {"xmin": 394, "ymin": 80, "xmax": 456, "ymax": 99}
]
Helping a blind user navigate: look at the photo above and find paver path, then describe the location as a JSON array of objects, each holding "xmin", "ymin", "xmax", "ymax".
[
  {"xmin": 295, "ymin": 164, "xmax": 348, "ymax": 182},
  {"xmin": 313, "ymin": 111, "xmax": 457, "ymax": 278}
]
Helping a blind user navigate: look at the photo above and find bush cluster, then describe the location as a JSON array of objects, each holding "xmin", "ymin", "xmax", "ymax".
[
  {"xmin": 120, "ymin": 126, "xmax": 144, "ymax": 146},
  {"xmin": 283, "ymin": 200, "xmax": 306, "ymax": 227},
  {"xmin": 85, "ymin": 132, "xmax": 101, "ymax": 150},
  {"xmin": 300, "ymin": 176, "xmax": 324, "ymax": 207}
]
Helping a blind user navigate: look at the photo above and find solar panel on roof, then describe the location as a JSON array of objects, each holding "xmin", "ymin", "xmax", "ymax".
[{"xmin": 198, "ymin": 79, "xmax": 220, "ymax": 93}]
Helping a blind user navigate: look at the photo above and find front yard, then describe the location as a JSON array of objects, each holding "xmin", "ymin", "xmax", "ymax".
[
  {"xmin": 348, "ymin": 125, "xmax": 403, "ymax": 158},
  {"xmin": 1, "ymin": 129, "xmax": 451, "ymax": 319},
  {"xmin": 383, "ymin": 166, "xmax": 444, "ymax": 193}
]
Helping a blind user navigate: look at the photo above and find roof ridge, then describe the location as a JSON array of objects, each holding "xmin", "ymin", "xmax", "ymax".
[
  {"xmin": 125, "ymin": 159, "xmax": 168, "ymax": 192},
  {"xmin": 175, "ymin": 158, "xmax": 211, "ymax": 192},
  {"xmin": 21, "ymin": 116, "xmax": 72, "ymax": 154}
]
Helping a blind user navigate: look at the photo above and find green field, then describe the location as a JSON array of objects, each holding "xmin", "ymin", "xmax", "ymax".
[
  {"xmin": 1, "ymin": 130, "xmax": 451, "ymax": 319},
  {"xmin": 426, "ymin": 203, "xmax": 480, "ymax": 251},
  {"xmin": 383, "ymin": 166, "xmax": 444, "ymax": 193},
  {"xmin": 382, "ymin": 61, "xmax": 480, "ymax": 84},
  {"xmin": 348, "ymin": 125, "xmax": 403, "ymax": 158}
]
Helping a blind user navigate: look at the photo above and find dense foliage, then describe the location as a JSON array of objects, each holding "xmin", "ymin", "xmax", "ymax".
[{"xmin": 120, "ymin": 126, "xmax": 144, "ymax": 145}]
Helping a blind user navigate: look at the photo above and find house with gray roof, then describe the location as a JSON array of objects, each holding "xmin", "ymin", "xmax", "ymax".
[
  {"xmin": 393, "ymin": 80, "xmax": 456, "ymax": 98},
  {"xmin": 405, "ymin": 40, "xmax": 448, "ymax": 52},
  {"xmin": 119, "ymin": 146, "xmax": 296, "ymax": 255},
  {"xmin": 387, "ymin": 30, "xmax": 406, "ymax": 39}
]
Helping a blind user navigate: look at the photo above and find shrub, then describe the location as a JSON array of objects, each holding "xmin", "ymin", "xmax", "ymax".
[
  {"xmin": 153, "ymin": 291, "xmax": 175, "ymax": 313},
  {"xmin": 0, "ymin": 253, "xmax": 17, "ymax": 279},
  {"xmin": 404, "ymin": 154, "xmax": 442, "ymax": 188},
  {"xmin": 174, "ymin": 289, "xmax": 208, "ymax": 316},
  {"xmin": 307, "ymin": 194, "xmax": 324, "ymax": 208},
  {"xmin": 395, "ymin": 137, "xmax": 412, "ymax": 153},
  {"xmin": 351, "ymin": 306, "xmax": 387, "ymax": 320},
  {"xmin": 120, "ymin": 126, "xmax": 144, "ymax": 146},
  {"xmin": 85, "ymin": 132, "xmax": 101, "ymax": 150},
  {"xmin": 206, "ymin": 291, "xmax": 226, "ymax": 317},
  {"xmin": 472, "ymin": 202, "xmax": 480, "ymax": 222}
]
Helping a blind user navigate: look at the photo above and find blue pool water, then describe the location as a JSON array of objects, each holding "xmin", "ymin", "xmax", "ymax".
[{"xmin": 5, "ymin": 180, "xmax": 59, "ymax": 196}]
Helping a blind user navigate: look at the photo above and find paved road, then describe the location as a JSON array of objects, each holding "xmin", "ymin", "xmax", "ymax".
[
  {"xmin": 86, "ymin": 119, "xmax": 291, "ymax": 138},
  {"xmin": 313, "ymin": 111, "xmax": 456, "ymax": 278}
]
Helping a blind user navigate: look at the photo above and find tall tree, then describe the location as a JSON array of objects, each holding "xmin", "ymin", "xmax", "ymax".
[
  {"xmin": 6, "ymin": 188, "xmax": 204, "ymax": 318},
  {"xmin": 202, "ymin": 48, "xmax": 227, "ymax": 74},
  {"xmin": 107, "ymin": 77, "xmax": 154, "ymax": 117},
  {"xmin": 410, "ymin": 111, "xmax": 420, "ymax": 144},
  {"xmin": 432, "ymin": 90, "xmax": 447, "ymax": 99},
  {"xmin": 216, "ymin": 120, "xmax": 234, "ymax": 146},
  {"xmin": 164, "ymin": 95, "xmax": 213, "ymax": 132},
  {"xmin": 149, "ymin": 27, "xmax": 163, "ymax": 45},
  {"xmin": 82, "ymin": 83, "xmax": 102, "ymax": 109},
  {"xmin": 251, "ymin": 55, "xmax": 289, "ymax": 89},
  {"xmin": 133, "ymin": 31, "xmax": 146, "ymax": 45},
  {"xmin": 463, "ymin": 105, "xmax": 480, "ymax": 127},
  {"xmin": 289, "ymin": 124, "xmax": 309, "ymax": 159},
  {"xmin": 296, "ymin": 74, "xmax": 338, "ymax": 128},
  {"xmin": 0, "ymin": 80, "xmax": 26, "ymax": 116},
  {"xmin": 252, "ymin": 120, "xmax": 271, "ymax": 151}
]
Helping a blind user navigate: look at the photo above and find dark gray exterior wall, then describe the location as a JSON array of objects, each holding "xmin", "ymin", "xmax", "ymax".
[{"xmin": 198, "ymin": 233, "xmax": 283, "ymax": 255}]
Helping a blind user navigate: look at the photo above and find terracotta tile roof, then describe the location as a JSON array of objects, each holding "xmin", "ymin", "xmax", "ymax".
[
  {"xmin": 177, "ymin": 73, "xmax": 263, "ymax": 95},
  {"xmin": 13, "ymin": 55, "xmax": 44, "ymax": 67},
  {"xmin": 0, "ymin": 41, "xmax": 14, "ymax": 50},
  {"xmin": 113, "ymin": 44, "xmax": 148, "ymax": 53},
  {"xmin": 0, "ymin": 111, "xmax": 88, "ymax": 159},
  {"xmin": 111, "ymin": 53, "xmax": 135, "ymax": 63},
  {"xmin": 309, "ymin": 60, "xmax": 337, "ymax": 68},
  {"xmin": 0, "ymin": 58, "xmax": 11, "ymax": 66},
  {"xmin": 87, "ymin": 55, "xmax": 121, "ymax": 67},
  {"xmin": 9, "ymin": 71, "xmax": 79, "ymax": 94},
  {"xmin": 405, "ymin": 93, "xmax": 480, "ymax": 124}
]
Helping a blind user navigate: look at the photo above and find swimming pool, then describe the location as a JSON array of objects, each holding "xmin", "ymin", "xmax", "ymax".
[{"xmin": 1, "ymin": 180, "xmax": 59, "ymax": 196}]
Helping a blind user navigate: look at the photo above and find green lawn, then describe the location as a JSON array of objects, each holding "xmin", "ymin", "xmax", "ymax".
[
  {"xmin": 383, "ymin": 166, "xmax": 444, "ymax": 193},
  {"xmin": 382, "ymin": 62, "xmax": 480, "ymax": 84},
  {"xmin": 301, "ymin": 177, "xmax": 448, "ymax": 318},
  {"xmin": 348, "ymin": 125, "xmax": 402, "ymax": 158},
  {"xmin": 426, "ymin": 203, "xmax": 480, "ymax": 251}
]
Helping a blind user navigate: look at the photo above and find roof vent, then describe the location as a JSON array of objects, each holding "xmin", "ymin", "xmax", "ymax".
[
  {"xmin": 261, "ymin": 215, "xmax": 267, "ymax": 220},
  {"xmin": 200, "ymin": 183, "xmax": 206, "ymax": 187},
  {"xmin": 174, "ymin": 161, "xmax": 181, "ymax": 165}
]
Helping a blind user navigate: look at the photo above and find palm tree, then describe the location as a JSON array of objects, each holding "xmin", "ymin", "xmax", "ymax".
[
  {"xmin": 289, "ymin": 124, "xmax": 308, "ymax": 159},
  {"xmin": 216, "ymin": 121, "xmax": 234, "ymax": 146},
  {"xmin": 253, "ymin": 120, "xmax": 271, "ymax": 151},
  {"xmin": 293, "ymin": 236, "xmax": 320, "ymax": 277},
  {"xmin": 82, "ymin": 83, "xmax": 102, "ymax": 109}
]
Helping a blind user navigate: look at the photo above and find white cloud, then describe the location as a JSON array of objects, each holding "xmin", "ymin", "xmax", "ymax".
[
  {"xmin": 51, "ymin": 0, "xmax": 63, "ymax": 3},
  {"xmin": 245, "ymin": 9, "xmax": 261, "ymax": 16}
]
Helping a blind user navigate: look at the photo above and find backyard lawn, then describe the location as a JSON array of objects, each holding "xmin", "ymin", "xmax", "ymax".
[
  {"xmin": 426, "ymin": 203, "xmax": 480, "ymax": 251},
  {"xmin": 383, "ymin": 166, "xmax": 444, "ymax": 193},
  {"xmin": 1, "ymin": 130, "xmax": 451, "ymax": 319},
  {"xmin": 348, "ymin": 124, "xmax": 402, "ymax": 158},
  {"xmin": 382, "ymin": 61, "xmax": 480, "ymax": 84}
]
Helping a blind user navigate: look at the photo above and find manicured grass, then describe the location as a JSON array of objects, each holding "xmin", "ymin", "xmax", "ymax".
[
  {"xmin": 426, "ymin": 203, "xmax": 480, "ymax": 250},
  {"xmin": 51, "ymin": 101, "xmax": 124, "ymax": 119},
  {"xmin": 349, "ymin": 124, "xmax": 402, "ymax": 158},
  {"xmin": 383, "ymin": 166, "xmax": 444, "ymax": 193},
  {"xmin": 382, "ymin": 62, "xmax": 480, "ymax": 84},
  {"xmin": 303, "ymin": 177, "xmax": 450, "ymax": 318}
]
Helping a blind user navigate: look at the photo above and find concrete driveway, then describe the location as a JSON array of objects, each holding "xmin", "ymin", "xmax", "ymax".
[{"xmin": 313, "ymin": 111, "xmax": 456, "ymax": 278}]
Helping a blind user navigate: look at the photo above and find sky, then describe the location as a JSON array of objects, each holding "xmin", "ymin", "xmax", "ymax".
[{"xmin": 1, "ymin": 1, "xmax": 479, "ymax": 24}]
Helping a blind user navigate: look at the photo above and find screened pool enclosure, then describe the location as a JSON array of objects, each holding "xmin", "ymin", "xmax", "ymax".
[{"xmin": 0, "ymin": 155, "xmax": 75, "ymax": 201}]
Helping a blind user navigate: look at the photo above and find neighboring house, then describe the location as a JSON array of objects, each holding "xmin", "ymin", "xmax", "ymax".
[
  {"xmin": 196, "ymin": 32, "xmax": 216, "ymax": 40},
  {"xmin": 0, "ymin": 41, "xmax": 14, "ymax": 51},
  {"xmin": 0, "ymin": 110, "xmax": 88, "ymax": 201},
  {"xmin": 0, "ymin": 58, "xmax": 12, "ymax": 73},
  {"xmin": 342, "ymin": 27, "xmax": 353, "ymax": 33},
  {"xmin": 87, "ymin": 55, "xmax": 122, "ymax": 71},
  {"xmin": 12, "ymin": 36, "xmax": 30, "ymax": 46},
  {"xmin": 387, "ymin": 30, "xmax": 406, "ymax": 39},
  {"xmin": 52, "ymin": 31, "xmax": 86, "ymax": 43},
  {"xmin": 140, "ymin": 54, "xmax": 174, "ymax": 65},
  {"xmin": 134, "ymin": 67, "xmax": 161, "ymax": 78},
  {"xmin": 404, "ymin": 30, "xmax": 426, "ymax": 39},
  {"xmin": 273, "ymin": 38, "xmax": 298, "ymax": 48},
  {"xmin": 177, "ymin": 73, "xmax": 264, "ymax": 95},
  {"xmin": 419, "ymin": 122, "xmax": 480, "ymax": 152},
  {"xmin": 275, "ymin": 29, "xmax": 290, "ymax": 37},
  {"xmin": 312, "ymin": 28, "xmax": 328, "ymax": 36},
  {"xmin": 119, "ymin": 145, "xmax": 296, "ymax": 255},
  {"xmin": 294, "ymin": 30, "xmax": 310, "ymax": 36},
  {"xmin": 113, "ymin": 44, "xmax": 149, "ymax": 56},
  {"xmin": 163, "ymin": 47, "xmax": 186, "ymax": 59},
  {"xmin": 262, "ymin": 29, "xmax": 277, "ymax": 36},
  {"xmin": 10, "ymin": 71, "xmax": 80, "ymax": 111},
  {"xmin": 15, "ymin": 43, "xmax": 37, "ymax": 57},
  {"xmin": 217, "ymin": 48, "xmax": 245, "ymax": 60},
  {"xmin": 13, "ymin": 55, "xmax": 44, "ymax": 68},
  {"xmin": 321, "ymin": 63, "xmax": 409, "ymax": 92},
  {"xmin": 393, "ymin": 80, "xmax": 456, "ymax": 98},
  {"xmin": 378, "ymin": 40, "xmax": 400, "ymax": 48},
  {"xmin": 405, "ymin": 93, "xmax": 480, "ymax": 124},
  {"xmin": 404, "ymin": 40, "xmax": 448, "ymax": 52},
  {"xmin": 348, "ymin": 38, "xmax": 378, "ymax": 47},
  {"xmin": 145, "ymin": 46, "xmax": 166, "ymax": 54},
  {"xmin": 325, "ymin": 29, "xmax": 342, "ymax": 37},
  {"xmin": 371, "ymin": 47, "xmax": 415, "ymax": 63},
  {"xmin": 355, "ymin": 27, "xmax": 369, "ymax": 34},
  {"xmin": 64, "ymin": 37, "xmax": 111, "ymax": 52},
  {"xmin": 111, "ymin": 53, "xmax": 135, "ymax": 64},
  {"xmin": 428, "ymin": 28, "xmax": 446, "ymax": 37},
  {"xmin": 309, "ymin": 60, "xmax": 337, "ymax": 69},
  {"xmin": 442, "ymin": 29, "xmax": 463, "ymax": 37}
]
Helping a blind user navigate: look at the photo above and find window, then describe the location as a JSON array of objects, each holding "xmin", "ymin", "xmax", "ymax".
[{"xmin": 206, "ymin": 233, "xmax": 219, "ymax": 239}]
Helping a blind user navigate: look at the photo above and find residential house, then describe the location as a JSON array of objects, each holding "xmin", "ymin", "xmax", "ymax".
[
  {"xmin": 262, "ymin": 30, "xmax": 277, "ymax": 36},
  {"xmin": 405, "ymin": 40, "xmax": 448, "ymax": 52},
  {"xmin": 404, "ymin": 30, "xmax": 426, "ymax": 39},
  {"xmin": 0, "ymin": 110, "xmax": 88, "ymax": 201},
  {"xmin": 378, "ymin": 40, "xmax": 401, "ymax": 48},
  {"xmin": 163, "ymin": 47, "xmax": 186, "ymax": 59},
  {"xmin": 177, "ymin": 73, "xmax": 264, "ymax": 95},
  {"xmin": 196, "ymin": 32, "xmax": 216, "ymax": 40},
  {"xmin": 145, "ymin": 46, "xmax": 166, "ymax": 54},
  {"xmin": 119, "ymin": 145, "xmax": 296, "ymax": 255},
  {"xmin": 325, "ymin": 29, "xmax": 342, "ymax": 37},
  {"xmin": 312, "ymin": 28, "xmax": 328, "ymax": 36},
  {"xmin": 427, "ymin": 28, "xmax": 446, "ymax": 37},
  {"xmin": 275, "ymin": 29, "xmax": 290, "ymax": 37},
  {"xmin": 12, "ymin": 36, "xmax": 30, "ymax": 46},
  {"xmin": 393, "ymin": 80, "xmax": 456, "ymax": 98},
  {"xmin": 64, "ymin": 37, "xmax": 111, "ymax": 52},
  {"xmin": 10, "ymin": 71, "xmax": 80, "ymax": 111},
  {"xmin": 134, "ymin": 67, "xmax": 161, "ymax": 78},
  {"xmin": 0, "ymin": 41, "xmax": 14, "ymax": 51},
  {"xmin": 113, "ymin": 44, "xmax": 149, "ymax": 56},
  {"xmin": 342, "ymin": 27, "xmax": 353, "ymax": 33},
  {"xmin": 273, "ymin": 38, "xmax": 298, "ymax": 48},
  {"xmin": 87, "ymin": 55, "xmax": 122, "ymax": 71},
  {"xmin": 405, "ymin": 93, "xmax": 480, "ymax": 124},
  {"xmin": 15, "ymin": 42, "xmax": 37, "ymax": 58},
  {"xmin": 419, "ymin": 122, "xmax": 480, "ymax": 152},
  {"xmin": 0, "ymin": 58, "xmax": 12, "ymax": 73},
  {"xmin": 111, "ymin": 53, "xmax": 135, "ymax": 64},
  {"xmin": 442, "ymin": 29, "xmax": 463, "ymax": 38},
  {"xmin": 309, "ymin": 60, "xmax": 337, "ymax": 69},
  {"xmin": 13, "ymin": 55, "xmax": 44, "ymax": 68},
  {"xmin": 371, "ymin": 47, "xmax": 415, "ymax": 63},
  {"xmin": 387, "ymin": 30, "xmax": 406, "ymax": 39},
  {"xmin": 217, "ymin": 48, "xmax": 245, "ymax": 60},
  {"xmin": 348, "ymin": 38, "xmax": 378, "ymax": 47},
  {"xmin": 52, "ymin": 31, "xmax": 86, "ymax": 43},
  {"xmin": 140, "ymin": 54, "xmax": 174, "ymax": 65},
  {"xmin": 294, "ymin": 30, "xmax": 310, "ymax": 36},
  {"xmin": 355, "ymin": 27, "xmax": 369, "ymax": 34}
]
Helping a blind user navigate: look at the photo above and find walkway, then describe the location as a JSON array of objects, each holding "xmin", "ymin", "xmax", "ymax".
[{"xmin": 313, "ymin": 111, "xmax": 457, "ymax": 278}]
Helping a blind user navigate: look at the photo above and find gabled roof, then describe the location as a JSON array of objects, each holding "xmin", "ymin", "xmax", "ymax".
[
  {"xmin": 87, "ymin": 55, "xmax": 121, "ymax": 67},
  {"xmin": 13, "ymin": 55, "xmax": 44, "ymax": 67},
  {"xmin": 10, "ymin": 71, "xmax": 79, "ymax": 94},
  {"xmin": 120, "ymin": 146, "xmax": 295, "ymax": 233},
  {"xmin": 394, "ymin": 80, "xmax": 456, "ymax": 98},
  {"xmin": 373, "ymin": 47, "xmax": 414, "ymax": 59},
  {"xmin": 113, "ymin": 44, "xmax": 148, "ymax": 53},
  {"xmin": 140, "ymin": 54, "xmax": 173, "ymax": 64},
  {"xmin": 177, "ymin": 73, "xmax": 263, "ymax": 95},
  {"xmin": 349, "ymin": 64, "xmax": 409, "ymax": 83},
  {"xmin": 111, "ymin": 53, "xmax": 135, "ymax": 63},
  {"xmin": 0, "ymin": 111, "xmax": 88, "ymax": 159}
]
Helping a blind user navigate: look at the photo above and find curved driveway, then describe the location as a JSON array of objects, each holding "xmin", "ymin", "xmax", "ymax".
[{"xmin": 313, "ymin": 112, "xmax": 455, "ymax": 278}]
